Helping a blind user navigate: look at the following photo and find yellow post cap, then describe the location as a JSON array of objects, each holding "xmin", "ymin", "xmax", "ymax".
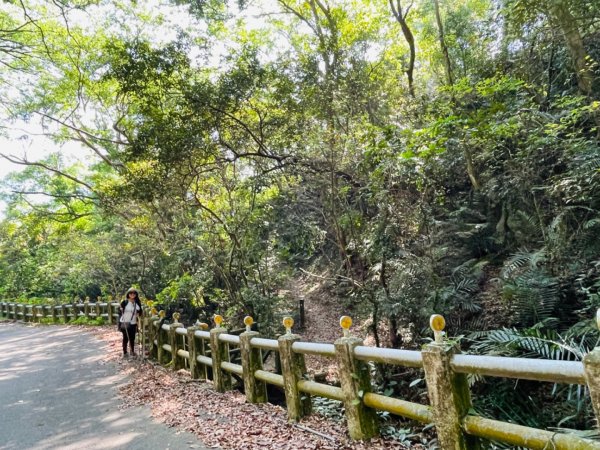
[
  {"xmin": 173, "ymin": 312, "xmax": 181, "ymax": 323},
  {"xmin": 150, "ymin": 307, "xmax": 158, "ymax": 316},
  {"xmin": 283, "ymin": 316, "xmax": 294, "ymax": 331},
  {"xmin": 159, "ymin": 310, "xmax": 166, "ymax": 318},
  {"xmin": 199, "ymin": 322, "xmax": 209, "ymax": 330},
  {"xmin": 430, "ymin": 314, "xmax": 446, "ymax": 332},
  {"xmin": 244, "ymin": 316, "xmax": 254, "ymax": 327},
  {"xmin": 214, "ymin": 314, "xmax": 223, "ymax": 327},
  {"xmin": 340, "ymin": 316, "xmax": 352, "ymax": 330}
]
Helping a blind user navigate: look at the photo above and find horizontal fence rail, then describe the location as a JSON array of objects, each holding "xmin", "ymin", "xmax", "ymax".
[
  {"xmin": 2, "ymin": 302, "xmax": 600, "ymax": 449},
  {"xmin": 0, "ymin": 300, "xmax": 120, "ymax": 325}
]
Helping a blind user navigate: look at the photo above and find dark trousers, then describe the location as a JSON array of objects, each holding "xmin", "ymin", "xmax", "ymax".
[{"xmin": 121, "ymin": 324, "xmax": 137, "ymax": 354}]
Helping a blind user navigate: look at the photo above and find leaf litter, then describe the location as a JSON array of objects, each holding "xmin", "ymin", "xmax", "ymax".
[{"xmin": 92, "ymin": 326, "xmax": 423, "ymax": 450}]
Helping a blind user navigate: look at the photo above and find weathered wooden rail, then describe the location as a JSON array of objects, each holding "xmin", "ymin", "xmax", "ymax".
[{"xmin": 2, "ymin": 300, "xmax": 600, "ymax": 449}]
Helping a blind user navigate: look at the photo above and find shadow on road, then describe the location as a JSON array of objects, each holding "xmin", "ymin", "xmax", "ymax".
[{"xmin": 0, "ymin": 322, "xmax": 207, "ymax": 450}]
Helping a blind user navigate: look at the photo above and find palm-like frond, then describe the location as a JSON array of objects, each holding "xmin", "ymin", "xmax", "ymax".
[{"xmin": 471, "ymin": 326, "xmax": 593, "ymax": 361}]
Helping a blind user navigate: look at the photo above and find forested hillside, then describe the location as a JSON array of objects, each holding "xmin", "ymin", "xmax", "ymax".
[{"xmin": 1, "ymin": 0, "xmax": 599, "ymax": 431}]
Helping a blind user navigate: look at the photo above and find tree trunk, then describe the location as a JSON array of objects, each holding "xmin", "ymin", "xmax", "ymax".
[
  {"xmin": 550, "ymin": 1, "xmax": 600, "ymax": 135},
  {"xmin": 389, "ymin": 0, "xmax": 416, "ymax": 97},
  {"xmin": 433, "ymin": 0, "xmax": 454, "ymax": 86},
  {"xmin": 464, "ymin": 146, "xmax": 481, "ymax": 190},
  {"xmin": 551, "ymin": 2, "xmax": 594, "ymax": 98}
]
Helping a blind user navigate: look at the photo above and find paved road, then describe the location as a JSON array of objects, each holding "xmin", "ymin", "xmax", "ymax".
[{"xmin": 0, "ymin": 322, "xmax": 210, "ymax": 450}]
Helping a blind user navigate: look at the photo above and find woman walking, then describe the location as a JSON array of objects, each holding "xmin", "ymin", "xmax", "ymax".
[{"xmin": 119, "ymin": 287, "xmax": 143, "ymax": 357}]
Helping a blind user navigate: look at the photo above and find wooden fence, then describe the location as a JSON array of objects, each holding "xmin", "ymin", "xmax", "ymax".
[
  {"xmin": 0, "ymin": 300, "xmax": 120, "ymax": 324},
  {"xmin": 2, "ymin": 300, "xmax": 600, "ymax": 449}
]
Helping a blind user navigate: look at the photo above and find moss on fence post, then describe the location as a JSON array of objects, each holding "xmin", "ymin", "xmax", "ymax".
[
  {"xmin": 210, "ymin": 315, "xmax": 231, "ymax": 392},
  {"xmin": 150, "ymin": 315, "xmax": 160, "ymax": 359},
  {"xmin": 240, "ymin": 316, "xmax": 267, "ymax": 404},
  {"xmin": 422, "ymin": 315, "xmax": 480, "ymax": 450},
  {"xmin": 583, "ymin": 310, "xmax": 600, "ymax": 429},
  {"xmin": 334, "ymin": 316, "xmax": 379, "ymax": 440},
  {"xmin": 187, "ymin": 325, "xmax": 202, "ymax": 379},
  {"xmin": 278, "ymin": 317, "xmax": 311, "ymax": 422},
  {"xmin": 169, "ymin": 313, "xmax": 184, "ymax": 371},
  {"xmin": 106, "ymin": 302, "xmax": 113, "ymax": 325},
  {"xmin": 157, "ymin": 317, "xmax": 170, "ymax": 365},
  {"xmin": 199, "ymin": 323, "xmax": 211, "ymax": 380},
  {"xmin": 584, "ymin": 349, "xmax": 600, "ymax": 430}
]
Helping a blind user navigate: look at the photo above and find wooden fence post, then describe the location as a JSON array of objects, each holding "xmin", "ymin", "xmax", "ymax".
[
  {"xmin": 299, "ymin": 298, "xmax": 305, "ymax": 329},
  {"xmin": 422, "ymin": 315, "xmax": 480, "ymax": 450},
  {"xmin": 157, "ymin": 316, "xmax": 170, "ymax": 365},
  {"xmin": 210, "ymin": 315, "xmax": 231, "ymax": 392},
  {"xmin": 334, "ymin": 316, "xmax": 378, "ymax": 440},
  {"xmin": 106, "ymin": 302, "xmax": 113, "ymax": 325},
  {"xmin": 187, "ymin": 325, "xmax": 202, "ymax": 380},
  {"xmin": 584, "ymin": 348, "xmax": 600, "ymax": 429},
  {"xmin": 583, "ymin": 309, "xmax": 600, "ymax": 429},
  {"xmin": 150, "ymin": 316, "xmax": 161, "ymax": 360},
  {"xmin": 199, "ymin": 323, "xmax": 211, "ymax": 380},
  {"xmin": 169, "ymin": 313, "xmax": 184, "ymax": 371},
  {"xmin": 140, "ymin": 316, "xmax": 148, "ymax": 356},
  {"xmin": 278, "ymin": 317, "xmax": 311, "ymax": 421},
  {"xmin": 240, "ymin": 316, "xmax": 267, "ymax": 404}
]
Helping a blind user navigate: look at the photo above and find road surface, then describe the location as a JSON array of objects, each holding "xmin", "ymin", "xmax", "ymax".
[{"xmin": 0, "ymin": 322, "xmax": 210, "ymax": 450}]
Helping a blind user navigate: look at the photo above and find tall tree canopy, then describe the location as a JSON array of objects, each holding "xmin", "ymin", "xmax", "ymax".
[{"xmin": 1, "ymin": 0, "xmax": 600, "ymax": 407}]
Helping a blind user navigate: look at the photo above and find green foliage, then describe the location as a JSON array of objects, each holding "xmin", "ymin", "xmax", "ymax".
[
  {"xmin": 156, "ymin": 274, "xmax": 206, "ymax": 308},
  {"xmin": 70, "ymin": 316, "xmax": 105, "ymax": 326},
  {"xmin": 470, "ymin": 320, "xmax": 599, "ymax": 431},
  {"xmin": 1, "ymin": 1, "xmax": 600, "ymax": 436}
]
